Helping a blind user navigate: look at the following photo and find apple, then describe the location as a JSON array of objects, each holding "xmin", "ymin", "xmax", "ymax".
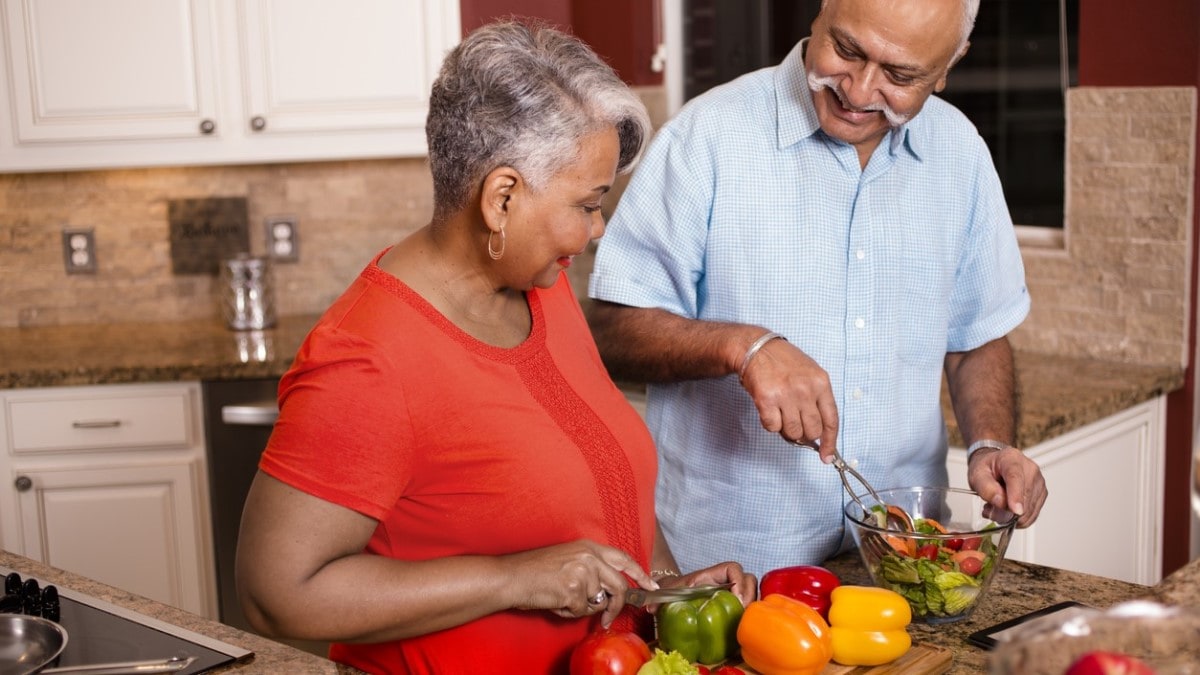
[{"xmin": 1065, "ymin": 651, "xmax": 1156, "ymax": 675}]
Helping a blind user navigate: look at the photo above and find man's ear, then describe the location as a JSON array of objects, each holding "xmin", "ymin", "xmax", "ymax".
[
  {"xmin": 936, "ymin": 40, "xmax": 970, "ymax": 93},
  {"xmin": 479, "ymin": 166, "xmax": 520, "ymax": 231}
]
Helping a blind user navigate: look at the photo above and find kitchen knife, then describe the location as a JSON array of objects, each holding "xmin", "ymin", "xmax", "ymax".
[{"xmin": 624, "ymin": 583, "xmax": 734, "ymax": 607}]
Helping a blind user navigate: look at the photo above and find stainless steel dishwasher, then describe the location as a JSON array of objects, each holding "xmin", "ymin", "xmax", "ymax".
[{"xmin": 201, "ymin": 378, "xmax": 327, "ymax": 656}]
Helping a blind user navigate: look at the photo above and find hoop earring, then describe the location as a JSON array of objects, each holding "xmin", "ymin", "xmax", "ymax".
[{"xmin": 487, "ymin": 227, "xmax": 506, "ymax": 260}]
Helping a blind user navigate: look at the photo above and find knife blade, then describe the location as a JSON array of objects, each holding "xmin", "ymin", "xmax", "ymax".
[{"xmin": 624, "ymin": 583, "xmax": 734, "ymax": 607}]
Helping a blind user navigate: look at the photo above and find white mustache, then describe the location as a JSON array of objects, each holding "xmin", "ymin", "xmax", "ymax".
[{"xmin": 807, "ymin": 72, "xmax": 911, "ymax": 127}]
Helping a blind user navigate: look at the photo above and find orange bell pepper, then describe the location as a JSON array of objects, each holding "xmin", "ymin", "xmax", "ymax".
[{"xmin": 735, "ymin": 593, "xmax": 832, "ymax": 675}]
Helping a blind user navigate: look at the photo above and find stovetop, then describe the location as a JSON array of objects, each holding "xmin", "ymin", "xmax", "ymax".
[{"xmin": 0, "ymin": 566, "xmax": 252, "ymax": 674}]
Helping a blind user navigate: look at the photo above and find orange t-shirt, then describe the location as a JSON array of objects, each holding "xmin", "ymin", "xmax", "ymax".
[{"xmin": 260, "ymin": 252, "xmax": 657, "ymax": 674}]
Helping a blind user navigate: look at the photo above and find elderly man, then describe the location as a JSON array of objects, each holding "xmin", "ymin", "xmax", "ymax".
[{"xmin": 587, "ymin": 0, "xmax": 1048, "ymax": 576}]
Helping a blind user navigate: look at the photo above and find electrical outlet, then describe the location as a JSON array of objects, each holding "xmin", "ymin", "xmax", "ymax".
[
  {"xmin": 265, "ymin": 215, "xmax": 299, "ymax": 262},
  {"xmin": 62, "ymin": 228, "xmax": 97, "ymax": 274}
]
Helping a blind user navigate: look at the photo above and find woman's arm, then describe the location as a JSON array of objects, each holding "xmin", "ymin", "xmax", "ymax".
[{"xmin": 236, "ymin": 472, "xmax": 656, "ymax": 640}]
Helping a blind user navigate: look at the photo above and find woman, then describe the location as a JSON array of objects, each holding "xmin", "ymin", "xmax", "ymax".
[{"xmin": 235, "ymin": 19, "xmax": 756, "ymax": 674}]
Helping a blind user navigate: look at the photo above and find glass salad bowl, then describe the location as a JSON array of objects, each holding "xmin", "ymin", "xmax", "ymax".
[{"xmin": 843, "ymin": 486, "xmax": 1017, "ymax": 624}]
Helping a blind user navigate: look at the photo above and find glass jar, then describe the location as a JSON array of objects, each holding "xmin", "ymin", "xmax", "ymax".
[{"xmin": 219, "ymin": 255, "xmax": 276, "ymax": 330}]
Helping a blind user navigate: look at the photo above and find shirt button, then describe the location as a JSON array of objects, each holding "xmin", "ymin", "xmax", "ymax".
[
  {"xmin": 849, "ymin": 458, "xmax": 860, "ymax": 469},
  {"xmin": 856, "ymin": 249, "xmax": 865, "ymax": 260},
  {"xmin": 855, "ymin": 317, "xmax": 865, "ymax": 329},
  {"xmin": 852, "ymin": 387, "xmax": 863, "ymax": 400}
]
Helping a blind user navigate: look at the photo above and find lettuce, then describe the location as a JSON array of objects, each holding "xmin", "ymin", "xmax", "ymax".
[{"xmin": 637, "ymin": 649, "xmax": 699, "ymax": 675}]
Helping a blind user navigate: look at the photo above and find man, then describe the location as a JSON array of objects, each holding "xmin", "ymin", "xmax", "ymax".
[{"xmin": 586, "ymin": 0, "xmax": 1048, "ymax": 576}]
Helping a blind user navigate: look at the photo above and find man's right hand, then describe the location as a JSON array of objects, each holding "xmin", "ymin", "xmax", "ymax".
[{"xmin": 738, "ymin": 335, "xmax": 840, "ymax": 460}]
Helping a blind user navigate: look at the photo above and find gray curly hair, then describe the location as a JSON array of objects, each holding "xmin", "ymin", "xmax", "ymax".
[{"xmin": 426, "ymin": 19, "xmax": 651, "ymax": 222}]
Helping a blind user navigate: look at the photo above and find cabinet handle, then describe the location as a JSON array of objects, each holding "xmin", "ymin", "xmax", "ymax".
[
  {"xmin": 199, "ymin": 119, "xmax": 216, "ymax": 134},
  {"xmin": 71, "ymin": 419, "xmax": 122, "ymax": 429},
  {"xmin": 250, "ymin": 116, "xmax": 266, "ymax": 131},
  {"xmin": 14, "ymin": 476, "xmax": 31, "ymax": 492}
]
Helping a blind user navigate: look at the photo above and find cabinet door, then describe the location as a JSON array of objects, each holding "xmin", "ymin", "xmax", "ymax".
[
  {"xmin": 0, "ymin": 0, "xmax": 221, "ymax": 143},
  {"xmin": 12, "ymin": 460, "xmax": 216, "ymax": 618},
  {"xmin": 948, "ymin": 397, "xmax": 1165, "ymax": 585},
  {"xmin": 236, "ymin": 0, "xmax": 449, "ymax": 136}
]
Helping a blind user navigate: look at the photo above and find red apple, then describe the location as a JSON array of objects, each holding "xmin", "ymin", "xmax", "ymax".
[{"xmin": 1065, "ymin": 651, "xmax": 1156, "ymax": 675}]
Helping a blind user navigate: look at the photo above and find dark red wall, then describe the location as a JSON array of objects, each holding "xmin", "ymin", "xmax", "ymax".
[
  {"xmin": 457, "ymin": 0, "xmax": 662, "ymax": 86},
  {"xmin": 1079, "ymin": 1, "xmax": 1200, "ymax": 576}
]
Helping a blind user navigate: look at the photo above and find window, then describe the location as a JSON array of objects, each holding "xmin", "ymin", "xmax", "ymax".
[{"xmin": 682, "ymin": 0, "xmax": 1080, "ymax": 227}]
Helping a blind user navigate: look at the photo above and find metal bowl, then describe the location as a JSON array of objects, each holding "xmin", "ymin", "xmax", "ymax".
[{"xmin": 0, "ymin": 615, "xmax": 68, "ymax": 675}]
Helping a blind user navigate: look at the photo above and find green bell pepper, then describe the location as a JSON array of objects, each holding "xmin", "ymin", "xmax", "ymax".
[{"xmin": 655, "ymin": 589, "xmax": 745, "ymax": 665}]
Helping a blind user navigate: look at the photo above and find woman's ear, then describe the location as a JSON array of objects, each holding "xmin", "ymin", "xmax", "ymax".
[{"xmin": 479, "ymin": 166, "xmax": 521, "ymax": 231}]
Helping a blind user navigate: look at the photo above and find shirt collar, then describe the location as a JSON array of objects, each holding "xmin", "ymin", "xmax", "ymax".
[{"xmin": 775, "ymin": 37, "xmax": 925, "ymax": 162}]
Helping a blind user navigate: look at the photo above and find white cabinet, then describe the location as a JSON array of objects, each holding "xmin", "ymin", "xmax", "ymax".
[
  {"xmin": 0, "ymin": 0, "xmax": 460, "ymax": 172},
  {"xmin": 947, "ymin": 396, "xmax": 1166, "ymax": 585},
  {"xmin": 0, "ymin": 382, "xmax": 217, "ymax": 619}
]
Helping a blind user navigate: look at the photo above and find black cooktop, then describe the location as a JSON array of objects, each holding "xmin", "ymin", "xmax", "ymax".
[{"xmin": 0, "ymin": 566, "xmax": 252, "ymax": 674}]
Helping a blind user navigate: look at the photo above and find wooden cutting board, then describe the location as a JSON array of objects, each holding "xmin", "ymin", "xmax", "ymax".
[{"xmin": 730, "ymin": 643, "xmax": 953, "ymax": 675}]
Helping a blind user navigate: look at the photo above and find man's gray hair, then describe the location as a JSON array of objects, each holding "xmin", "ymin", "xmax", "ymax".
[
  {"xmin": 820, "ymin": 0, "xmax": 981, "ymax": 55},
  {"xmin": 426, "ymin": 19, "xmax": 651, "ymax": 221}
]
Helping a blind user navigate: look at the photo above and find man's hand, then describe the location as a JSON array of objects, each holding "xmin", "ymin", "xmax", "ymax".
[
  {"xmin": 966, "ymin": 446, "xmax": 1047, "ymax": 528},
  {"xmin": 739, "ymin": 337, "xmax": 840, "ymax": 460}
]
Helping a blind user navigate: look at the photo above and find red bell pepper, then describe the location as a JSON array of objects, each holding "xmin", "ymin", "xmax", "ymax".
[{"xmin": 759, "ymin": 566, "xmax": 841, "ymax": 621}]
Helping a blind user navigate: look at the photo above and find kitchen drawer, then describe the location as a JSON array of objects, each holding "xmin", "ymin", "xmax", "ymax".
[{"xmin": 5, "ymin": 389, "xmax": 193, "ymax": 454}]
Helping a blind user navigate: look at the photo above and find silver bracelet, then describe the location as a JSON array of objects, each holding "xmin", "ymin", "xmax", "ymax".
[
  {"xmin": 966, "ymin": 439, "xmax": 1010, "ymax": 463},
  {"xmin": 739, "ymin": 331, "xmax": 786, "ymax": 380}
]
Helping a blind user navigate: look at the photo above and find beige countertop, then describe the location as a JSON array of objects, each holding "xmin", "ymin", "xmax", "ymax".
[
  {"xmin": 3, "ymin": 547, "xmax": 1196, "ymax": 674},
  {"xmin": 0, "ymin": 316, "xmax": 1184, "ymax": 449}
]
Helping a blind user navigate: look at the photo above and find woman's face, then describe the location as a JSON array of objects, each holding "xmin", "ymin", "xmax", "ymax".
[
  {"xmin": 805, "ymin": 0, "xmax": 963, "ymax": 156},
  {"xmin": 508, "ymin": 126, "xmax": 620, "ymax": 290}
]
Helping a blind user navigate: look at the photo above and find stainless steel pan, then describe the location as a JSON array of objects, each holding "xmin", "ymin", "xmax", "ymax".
[{"xmin": 0, "ymin": 615, "xmax": 194, "ymax": 675}]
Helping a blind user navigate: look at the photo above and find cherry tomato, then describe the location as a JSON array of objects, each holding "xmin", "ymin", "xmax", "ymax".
[
  {"xmin": 961, "ymin": 537, "xmax": 983, "ymax": 551},
  {"xmin": 958, "ymin": 556, "xmax": 983, "ymax": 576},
  {"xmin": 712, "ymin": 667, "xmax": 743, "ymax": 675},
  {"xmin": 945, "ymin": 538, "xmax": 964, "ymax": 551},
  {"xmin": 1065, "ymin": 650, "xmax": 1155, "ymax": 675},
  {"xmin": 569, "ymin": 629, "xmax": 652, "ymax": 675},
  {"xmin": 916, "ymin": 544, "xmax": 939, "ymax": 560}
]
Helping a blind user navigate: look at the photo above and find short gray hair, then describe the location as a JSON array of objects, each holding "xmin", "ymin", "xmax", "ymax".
[
  {"xmin": 820, "ymin": 0, "xmax": 980, "ymax": 55},
  {"xmin": 426, "ymin": 19, "xmax": 651, "ymax": 221}
]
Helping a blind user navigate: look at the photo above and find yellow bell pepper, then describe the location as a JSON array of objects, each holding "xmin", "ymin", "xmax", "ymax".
[
  {"xmin": 828, "ymin": 585, "xmax": 912, "ymax": 666},
  {"xmin": 735, "ymin": 593, "xmax": 832, "ymax": 675}
]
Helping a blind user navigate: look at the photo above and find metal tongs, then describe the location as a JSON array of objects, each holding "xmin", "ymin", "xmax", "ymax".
[{"xmin": 800, "ymin": 441, "xmax": 915, "ymax": 532}]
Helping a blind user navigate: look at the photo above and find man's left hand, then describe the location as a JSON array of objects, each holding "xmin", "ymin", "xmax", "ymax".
[{"xmin": 967, "ymin": 446, "xmax": 1047, "ymax": 528}]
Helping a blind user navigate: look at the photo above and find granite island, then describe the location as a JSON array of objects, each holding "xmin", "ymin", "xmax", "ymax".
[{"xmin": 3, "ymin": 546, "xmax": 1198, "ymax": 674}]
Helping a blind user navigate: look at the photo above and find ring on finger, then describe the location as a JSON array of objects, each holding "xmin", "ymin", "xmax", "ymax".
[{"xmin": 588, "ymin": 590, "xmax": 606, "ymax": 605}]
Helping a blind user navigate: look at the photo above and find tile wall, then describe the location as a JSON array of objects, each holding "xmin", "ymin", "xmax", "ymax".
[{"xmin": 0, "ymin": 86, "xmax": 1194, "ymax": 369}]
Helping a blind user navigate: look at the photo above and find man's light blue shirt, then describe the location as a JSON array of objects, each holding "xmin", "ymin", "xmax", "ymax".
[{"xmin": 588, "ymin": 42, "xmax": 1030, "ymax": 576}]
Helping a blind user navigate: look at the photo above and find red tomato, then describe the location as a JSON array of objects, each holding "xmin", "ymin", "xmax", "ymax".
[
  {"xmin": 696, "ymin": 667, "xmax": 711, "ymax": 675},
  {"xmin": 1065, "ymin": 651, "xmax": 1155, "ymax": 675},
  {"xmin": 961, "ymin": 537, "xmax": 983, "ymax": 551},
  {"xmin": 945, "ymin": 537, "xmax": 964, "ymax": 551},
  {"xmin": 958, "ymin": 556, "xmax": 983, "ymax": 576},
  {"xmin": 916, "ymin": 544, "xmax": 939, "ymax": 560},
  {"xmin": 569, "ymin": 629, "xmax": 652, "ymax": 675},
  {"xmin": 712, "ymin": 667, "xmax": 743, "ymax": 675}
]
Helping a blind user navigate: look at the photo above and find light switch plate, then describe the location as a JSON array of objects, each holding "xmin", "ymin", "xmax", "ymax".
[{"xmin": 62, "ymin": 227, "xmax": 97, "ymax": 274}]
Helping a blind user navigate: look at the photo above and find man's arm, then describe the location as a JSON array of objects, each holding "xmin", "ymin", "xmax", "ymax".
[
  {"xmin": 586, "ymin": 300, "xmax": 841, "ymax": 455},
  {"xmin": 944, "ymin": 336, "xmax": 1047, "ymax": 527},
  {"xmin": 585, "ymin": 300, "xmax": 758, "ymax": 382}
]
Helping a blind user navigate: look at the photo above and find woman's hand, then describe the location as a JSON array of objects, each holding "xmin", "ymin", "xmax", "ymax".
[
  {"xmin": 661, "ymin": 562, "xmax": 757, "ymax": 609},
  {"xmin": 503, "ymin": 539, "xmax": 657, "ymax": 628}
]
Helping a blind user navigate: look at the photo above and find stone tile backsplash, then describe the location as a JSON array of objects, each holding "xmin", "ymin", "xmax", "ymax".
[
  {"xmin": 1011, "ymin": 87, "xmax": 1196, "ymax": 368},
  {"xmin": 0, "ymin": 86, "xmax": 1193, "ymax": 369}
]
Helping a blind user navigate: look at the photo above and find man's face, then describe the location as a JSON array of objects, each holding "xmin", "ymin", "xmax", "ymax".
[{"xmin": 805, "ymin": 0, "xmax": 966, "ymax": 154}]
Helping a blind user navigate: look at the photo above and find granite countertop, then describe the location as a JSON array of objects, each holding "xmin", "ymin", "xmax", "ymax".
[
  {"xmin": 3, "ymin": 547, "xmax": 1196, "ymax": 674},
  {"xmin": 0, "ymin": 317, "xmax": 1185, "ymax": 448},
  {"xmin": 0, "ymin": 550, "xmax": 362, "ymax": 674},
  {"xmin": 822, "ymin": 550, "xmax": 1200, "ymax": 674}
]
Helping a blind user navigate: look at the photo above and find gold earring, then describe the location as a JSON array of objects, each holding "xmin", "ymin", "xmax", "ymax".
[{"xmin": 487, "ymin": 226, "xmax": 505, "ymax": 260}]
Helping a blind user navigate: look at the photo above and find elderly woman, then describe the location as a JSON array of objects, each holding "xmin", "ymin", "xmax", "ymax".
[{"xmin": 235, "ymin": 19, "xmax": 755, "ymax": 674}]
